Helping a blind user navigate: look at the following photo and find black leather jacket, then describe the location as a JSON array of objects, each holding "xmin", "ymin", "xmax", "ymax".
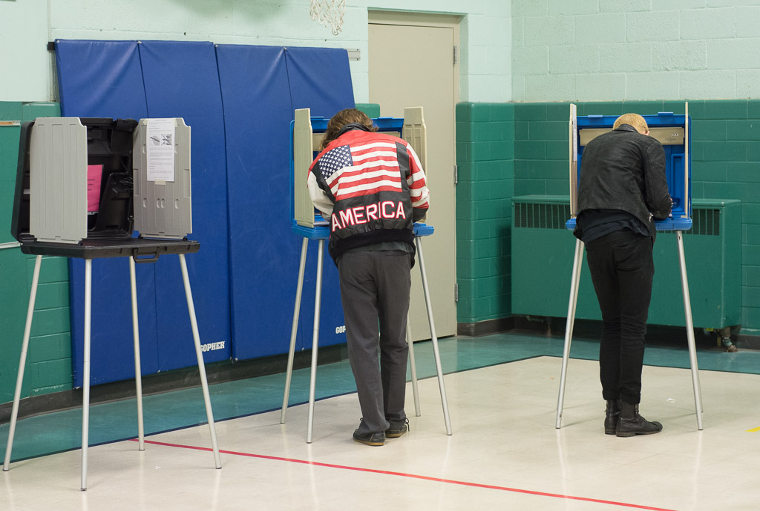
[{"xmin": 575, "ymin": 125, "xmax": 672, "ymax": 238}]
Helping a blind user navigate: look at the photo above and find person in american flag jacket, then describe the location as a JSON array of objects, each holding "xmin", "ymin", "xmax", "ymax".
[{"xmin": 307, "ymin": 108, "xmax": 430, "ymax": 446}]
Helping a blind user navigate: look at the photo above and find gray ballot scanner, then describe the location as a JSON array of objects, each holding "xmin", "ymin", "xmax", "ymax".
[{"xmin": 6, "ymin": 116, "xmax": 220, "ymax": 490}]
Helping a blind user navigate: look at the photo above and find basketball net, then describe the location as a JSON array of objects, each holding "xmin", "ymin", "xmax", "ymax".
[{"xmin": 309, "ymin": 0, "xmax": 345, "ymax": 36}]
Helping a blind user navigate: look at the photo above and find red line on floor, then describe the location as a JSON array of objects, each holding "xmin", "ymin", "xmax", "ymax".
[{"xmin": 130, "ymin": 438, "xmax": 676, "ymax": 511}]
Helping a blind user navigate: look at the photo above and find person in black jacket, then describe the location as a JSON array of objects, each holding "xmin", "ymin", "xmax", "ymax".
[{"xmin": 574, "ymin": 113, "xmax": 672, "ymax": 437}]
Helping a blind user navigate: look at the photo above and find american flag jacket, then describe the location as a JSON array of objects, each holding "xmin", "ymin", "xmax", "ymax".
[{"xmin": 307, "ymin": 126, "xmax": 430, "ymax": 262}]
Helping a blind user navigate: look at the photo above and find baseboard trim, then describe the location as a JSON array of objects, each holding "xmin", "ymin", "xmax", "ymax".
[
  {"xmin": 457, "ymin": 317, "xmax": 515, "ymax": 337},
  {"xmin": 0, "ymin": 343, "xmax": 348, "ymax": 425}
]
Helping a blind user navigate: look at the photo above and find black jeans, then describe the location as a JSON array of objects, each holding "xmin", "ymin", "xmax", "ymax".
[{"xmin": 585, "ymin": 229, "xmax": 654, "ymax": 405}]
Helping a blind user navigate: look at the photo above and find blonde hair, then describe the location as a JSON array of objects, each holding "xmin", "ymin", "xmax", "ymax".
[{"xmin": 613, "ymin": 113, "xmax": 648, "ymax": 134}]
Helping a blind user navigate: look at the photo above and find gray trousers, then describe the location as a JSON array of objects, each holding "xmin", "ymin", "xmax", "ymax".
[{"xmin": 337, "ymin": 250, "xmax": 411, "ymax": 434}]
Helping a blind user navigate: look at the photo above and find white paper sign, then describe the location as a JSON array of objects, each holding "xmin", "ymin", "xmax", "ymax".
[{"xmin": 147, "ymin": 118, "xmax": 176, "ymax": 182}]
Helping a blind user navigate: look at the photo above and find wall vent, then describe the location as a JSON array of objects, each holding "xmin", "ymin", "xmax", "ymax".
[
  {"xmin": 688, "ymin": 208, "xmax": 720, "ymax": 236},
  {"xmin": 514, "ymin": 202, "xmax": 571, "ymax": 229},
  {"xmin": 513, "ymin": 202, "xmax": 720, "ymax": 236}
]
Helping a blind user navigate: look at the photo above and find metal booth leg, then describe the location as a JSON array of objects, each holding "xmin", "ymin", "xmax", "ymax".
[
  {"xmin": 281, "ymin": 237, "xmax": 309, "ymax": 424},
  {"xmin": 406, "ymin": 311, "xmax": 421, "ymax": 417},
  {"xmin": 414, "ymin": 237, "xmax": 452, "ymax": 435},
  {"xmin": 82, "ymin": 259, "xmax": 92, "ymax": 490},
  {"xmin": 178, "ymin": 254, "xmax": 222, "ymax": 468},
  {"xmin": 555, "ymin": 239, "xmax": 584, "ymax": 429},
  {"xmin": 3, "ymin": 255, "xmax": 43, "ymax": 472},
  {"xmin": 676, "ymin": 231, "xmax": 704, "ymax": 430},
  {"xmin": 306, "ymin": 240, "xmax": 324, "ymax": 443},
  {"xmin": 129, "ymin": 257, "xmax": 145, "ymax": 451}
]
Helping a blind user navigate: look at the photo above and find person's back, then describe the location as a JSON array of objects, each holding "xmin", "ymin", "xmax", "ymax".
[
  {"xmin": 577, "ymin": 124, "xmax": 671, "ymax": 240},
  {"xmin": 308, "ymin": 114, "xmax": 428, "ymax": 263}
]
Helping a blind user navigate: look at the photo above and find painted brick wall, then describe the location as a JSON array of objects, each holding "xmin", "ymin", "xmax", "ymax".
[
  {"xmin": 456, "ymin": 103, "xmax": 514, "ymax": 324},
  {"xmin": 0, "ymin": 101, "xmax": 71, "ymax": 404},
  {"xmin": 1, "ymin": 0, "xmax": 511, "ymax": 104},
  {"xmin": 512, "ymin": 1, "xmax": 760, "ymax": 102},
  {"xmin": 512, "ymin": 99, "xmax": 760, "ymax": 335}
]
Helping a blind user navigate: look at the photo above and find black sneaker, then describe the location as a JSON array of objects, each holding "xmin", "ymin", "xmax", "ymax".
[
  {"xmin": 385, "ymin": 418, "xmax": 409, "ymax": 438},
  {"xmin": 353, "ymin": 429, "xmax": 385, "ymax": 446}
]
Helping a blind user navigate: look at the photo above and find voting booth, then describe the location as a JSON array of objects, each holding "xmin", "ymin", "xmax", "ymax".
[
  {"xmin": 555, "ymin": 104, "xmax": 703, "ymax": 431},
  {"xmin": 4, "ymin": 117, "xmax": 220, "ymax": 489},
  {"xmin": 13, "ymin": 117, "xmax": 193, "ymax": 247},
  {"xmin": 281, "ymin": 107, "xmax": 452, "ymax": 442},
  {"xmin": 566, "ymin": 109, "xmax": 692, "ymax": 231}
]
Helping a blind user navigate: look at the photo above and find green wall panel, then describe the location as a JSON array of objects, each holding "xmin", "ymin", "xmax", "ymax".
[
  {"xmin": 0, "ymin": 109, "xmax": 27, "ymax": 403},
  {"xmin": 546, "ymin": 179, "xmax": 570, "ymax": 195},
  {"xmin": 511, "ymin": 197, "xmax": 741, "ymax": 329},
  {"xmin": 726, "ymin": 162, "xmax": 760, "ymax": 183},
  {"xmin": 29, "ymin": 308, "xmax": 70, "ymax": 337},
  {"xmin": 34, "ymin": 282, "xmax": 70, "ymax": 310},
  {"xmin": 21, "ymin": 102, "xmax": 59, "ymax": 121},
  {"xmin": 355, "ymin": 103, "xmax": 381, "ymax": 118},
  {"xmin": 28, "ymin": 333, "xmax": 70, "ymax": 364},
  {"xmin": 30, "ymin": 359, "xmax": 72, "ymax": 392},
  {"xmin": 692, "ymin": 120, "xmax": 727, "ymax": 141},
  {"xmin": 0, "ymin": 124, "xmax": 20, "ymax": 245},
  {"xmin": 692, "ymin": 100, "xmax": 747, "ymax": 119},
  {"xmin": 35, "ymin": 255, "xmax": 68, "ymax": 282},
  {"xmin": 0, "ymin": 102, "xmax": 23, "ymax": 120},
  {"xmin": 456, "ymin": 102, "xmax": 515, "ymax": 323},
  {"xmin": 726, "ymin": 120, "xmax": 760, "ymax": 141},
  {"xmin": 0, "ymin": 250, "xmax": 32, "ymax": 402},
  {"xmin": 0, "ymin": 102, "xmax": 69, "ymax": 405}
]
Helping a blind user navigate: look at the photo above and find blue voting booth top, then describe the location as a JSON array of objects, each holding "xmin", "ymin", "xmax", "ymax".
[
  {"xmin": 290, "ymin": 115, "xmax": 434, "ymax": 240},
  {"xmin": 567, "ymin": 111, "xmax": 693, "ymax": 233}
]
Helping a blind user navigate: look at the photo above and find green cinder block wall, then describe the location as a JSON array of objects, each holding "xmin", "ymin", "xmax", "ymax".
[
  {"xmin": 355, "ymin": 103, "xmax": 381, "ymax": 118},
  {"xmin": 0, "ymin": 101, "xmax": 70, "ymax": 404},
  {"xmin": 511, "ymin": 196, "xmax": 741, "ymax": 329},
  {"xmin": 510, "ymin": 100, "xmax": 760, "ymax": 335},
  {"xmin": 456, "ymin": 103, "xmax": 515, "ymax": 324}
]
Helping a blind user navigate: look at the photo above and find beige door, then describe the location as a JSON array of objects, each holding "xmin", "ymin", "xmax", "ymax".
[{"xmin": 368, "ymin": 17, "xmax": 458, "ymax": 340}]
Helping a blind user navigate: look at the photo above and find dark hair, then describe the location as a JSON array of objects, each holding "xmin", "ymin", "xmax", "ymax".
[{"xmin": 321, "ymin": 108, "xmax": 377, "ymax": 149}]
